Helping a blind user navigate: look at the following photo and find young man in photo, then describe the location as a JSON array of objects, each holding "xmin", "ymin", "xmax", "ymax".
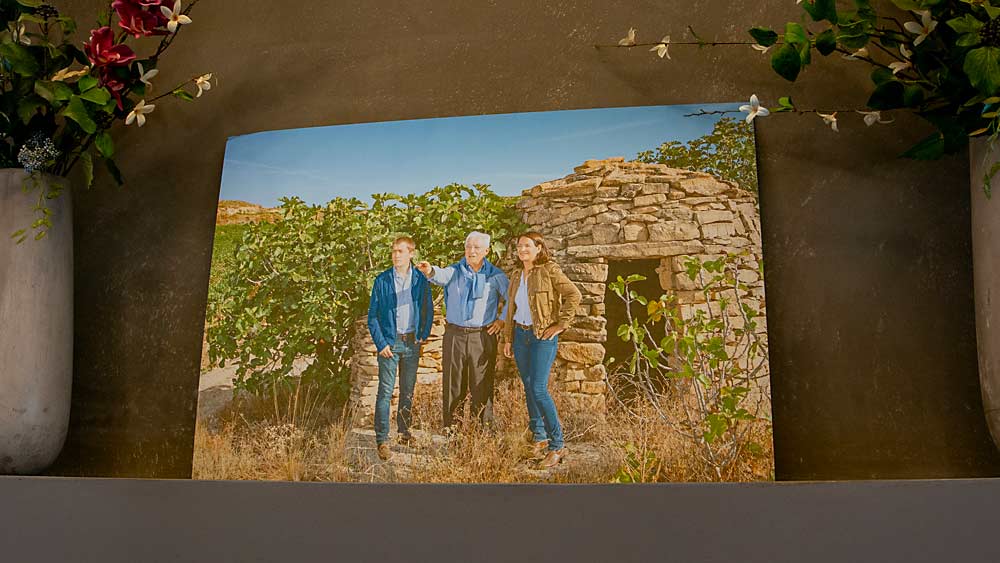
[
  {"xmin": 415, "ymin": 231, "xmax": 509, "ymax": 432},
  {"xmin": 367, "ymin": 236, "xmax": 435, "ymax": 461}
]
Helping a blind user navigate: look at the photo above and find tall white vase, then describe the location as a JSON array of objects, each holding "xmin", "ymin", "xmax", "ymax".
[
  {"xmin": 0, "ymin": 168, "xmax": 73, "ymax": 474},
  {"xmin": 971, "ymin": 138, "xmax": 1000, "ymax": 452}
]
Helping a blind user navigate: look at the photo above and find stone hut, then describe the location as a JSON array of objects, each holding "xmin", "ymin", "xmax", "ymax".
[
  {"xmin": 515, "ymin": 157, "xmax": 767, "ymax": 413},
  {"xmin": 348, "ymin": 157, "xmax": 767, "ymax": 423}
]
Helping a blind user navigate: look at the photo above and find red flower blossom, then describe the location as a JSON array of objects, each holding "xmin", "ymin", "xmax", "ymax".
[
  {"xmin": 83, "ymin": 26, "xmax": 136, "ymax": 68},
  {"xmin": 111, "ymin": 0, "xmax": 169, "ymax": 38},
  {"xmin": 99, "ymin": 67, "xmax": 129, "ymax": 110}
]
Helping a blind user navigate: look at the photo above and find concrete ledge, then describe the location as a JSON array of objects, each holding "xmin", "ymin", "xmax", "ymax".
[{"xmin": 1, "ymin": 476, "xmax": 998, "ymax": 562}]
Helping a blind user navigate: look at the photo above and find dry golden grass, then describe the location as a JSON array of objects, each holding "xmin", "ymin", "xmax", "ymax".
[{"xmin": 192, "ymin": 375, "xmax": 773, "ymax": 483}]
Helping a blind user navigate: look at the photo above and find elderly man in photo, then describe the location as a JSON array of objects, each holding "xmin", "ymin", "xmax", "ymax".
[
  {"xmin": 416, "ymin": 231, "xmax": 509, "ymax": 432},
  {"xmin": 367, "ymin": 236, "xmax": 435, "ymax": 461}
]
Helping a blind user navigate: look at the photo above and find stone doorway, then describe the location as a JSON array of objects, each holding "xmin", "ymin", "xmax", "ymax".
[{"xmin": 604, "ymin": 259, "xmax": 662, "ymax": 373}]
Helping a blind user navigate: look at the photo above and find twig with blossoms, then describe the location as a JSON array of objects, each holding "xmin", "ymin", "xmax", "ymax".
[{"xmin": 2, "ymin": 0, "xmax": 213, "ymax": 241}]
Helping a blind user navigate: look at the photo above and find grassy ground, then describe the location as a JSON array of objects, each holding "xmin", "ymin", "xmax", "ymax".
[{"xmin": 192, "ymin": 376, "xmax": 773, "ymax": 483}]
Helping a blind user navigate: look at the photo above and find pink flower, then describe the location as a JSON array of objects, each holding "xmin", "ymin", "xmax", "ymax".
[
  {"xmin": 111, "ymin": 0, "xmax": 169, "ymax": 37},
  {"xmin": 83, "ymin": 27, "xmax": 136, "ymax": 68}
]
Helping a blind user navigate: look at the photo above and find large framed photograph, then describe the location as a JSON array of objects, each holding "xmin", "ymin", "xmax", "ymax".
[{"xmin": 194, "ymin": 103, "xmax": 772, "ymax": 483}]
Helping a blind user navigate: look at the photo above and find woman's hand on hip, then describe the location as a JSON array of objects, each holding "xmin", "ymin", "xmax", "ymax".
[
  {"xmin": 541, "ymin": 326, "xmax": 562, "ymax": 340},
  {"xmin": 503, "ymin": 342, "xmax": 513, "ymax": 358}
]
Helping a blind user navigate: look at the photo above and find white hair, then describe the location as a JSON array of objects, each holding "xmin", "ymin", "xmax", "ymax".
[{"xmin": 465, "ymin": 231, "xmax": 491, "ymax": 248}]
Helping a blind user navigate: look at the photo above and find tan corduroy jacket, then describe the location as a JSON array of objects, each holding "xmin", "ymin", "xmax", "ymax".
[{"xmin": 503, "ymin": 260, "xmax": 582, "ymax": 341}]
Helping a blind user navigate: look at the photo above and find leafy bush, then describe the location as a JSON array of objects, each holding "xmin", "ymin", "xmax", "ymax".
[
  {"xmin": 206, "ymin": 183, "xmax": 523, "ymax": 399},
  {"xmin": 607, "ymin": 252, "xmax": 771, "ymax": 481}
]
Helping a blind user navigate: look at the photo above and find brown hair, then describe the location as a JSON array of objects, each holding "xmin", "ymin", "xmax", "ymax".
[
  {"xmin": 515, "ymin": 231, "xmax": 550, "ymax": 265},
  {"xmin": 392, "ymin": 236, "xmax": 416, "ymax": 251}
]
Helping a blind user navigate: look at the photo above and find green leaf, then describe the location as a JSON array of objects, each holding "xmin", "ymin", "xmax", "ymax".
[
  {"xmin": 957, "ymin": 33, "xmax": 982, "ymax": 48},
  {"xmin": 771, "ymin": 43, "xmax": 802, "ymax": 81},
  {"xmin": 947, "ymin": 14, "xmax": 983, "ymax": 34},
  {"xmin": 867, "ymin": 80, "xmax": 905, "ymax": 110},
  {"xmin": 105, "ymin": 158, "xmax": 124, "ymax": 186},
  {"xmin": 172, "ymin": 88, "xmax": 195, "ymax": 101},
  {"xmin": 80, "ymin": 151, "xmax": 94, "ymax": 189},
  {"xmin": 95, "ymin": 132, "xmax": 114, "ymax": 159},
  {"xmin": 749, "ymin": 27, "xmax": 778, "ymax": 47},
  {"xmin": 78, "ymin": 75, "xmax": 98, "ymax": 92},
  {"xmin": 61, "ymin": 96, "xmax": 97, "ymax": 134},
  {"xmin": 871, "ymin": 67, "xmax": 893, "ymax": 85},
  {"xmin": 79, "ymin": 87, "xmax": 111, "ymax": 105},
  {"xmin": 836, "ymin": 31, "xmax": 870, "ymax": 50},
  {"xmin": 986, "ymin": 5, "xmax": 1000, "ymax": 19},
  {"xmin": 903, "ymin": 85, "xmax": 925, "ymax": 107},
  {"xmin": 0, "ymin": 41, "xmax": 40, "ymax": 76},
  {"xmin": 15, "ymin": 0, "xmax": 42, "ymax": 7},
  {"xmin": 965, "ymin": 47, "xmax": 1000, "ymax": 97},
  {"xmin": 778, "ymin": 96, "xmax": 795, "ymax": 108},
  {"xmin": 815, "ymin": 29, "xmax": 837, "ymax": 55},
  {"xmin": 16, "ymin": 95, "xmax": 45, "ymax": 124},
  {"xmin": 801, "ymin": 0, "xmax": 838, "ymax": 24},
  {"xmin": 901, "ymin": 132, "xmax": 945, "ymax": 160},
  {"xmin": 784, "ymin": 22, "xmax": 808, "ymax": 46},
  {"xmin": 34, "ymin": 80, "xmax": 73, "ymax": 103}
]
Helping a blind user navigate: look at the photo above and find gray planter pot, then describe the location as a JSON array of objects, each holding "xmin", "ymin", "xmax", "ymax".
[
  {"xmin": 0, "ymin": 168, "xmax": 73, "ymax": 474},
  {"xmin": 971, "ymin": 139, "xmax": 1000, "ymax": 451}
]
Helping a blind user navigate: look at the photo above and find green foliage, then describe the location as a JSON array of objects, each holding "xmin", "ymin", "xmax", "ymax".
[
  {"xmin": 206, "ymin": 184, "xmax": 524, "ymax": 398},
  {"xmin": 636, "ymin": 116, "xmax": 758, "ymax": 194},
  {"xmin": 1, "ymin": 1, "xmax": 204, "ymax": 240},
  {"xmin": 748, "ymin": 0, "xmax": 1000, "ymax": 175},
  {"xmin": 611, "ymin": 442, "xmax": 663, "ymax": 483},
  {"xmin": 607, "ymin": 253, "xmax": 770, "ymax": 481}
]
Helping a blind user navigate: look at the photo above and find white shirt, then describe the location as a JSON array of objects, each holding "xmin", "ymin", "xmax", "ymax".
[
  {"xmin": 513, "ymin": 271, "xmax": 533, "ymax": 326},
  {"xmin": 394, "ymin": 266, "xmax": 415, "ymax": 334}
]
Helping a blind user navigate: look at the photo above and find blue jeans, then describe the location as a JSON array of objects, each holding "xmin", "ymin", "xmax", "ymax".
[
  {"xmin": 375, "ymin": 334, "xmax": 421, "ymax": 445},
  {"xmin": 512, "ymin": 325, "xmax": 564, "ymax": 450}
]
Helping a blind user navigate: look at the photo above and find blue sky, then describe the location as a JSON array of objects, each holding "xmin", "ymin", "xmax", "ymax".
[{"xmin": 219, "ymin": 103, "xmax": 743, "ymax": 207}]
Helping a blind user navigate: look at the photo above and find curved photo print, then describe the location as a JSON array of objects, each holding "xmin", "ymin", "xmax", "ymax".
[{"xmin": 194, "ymin": 104, "xmax": 773, "ymax": 483}]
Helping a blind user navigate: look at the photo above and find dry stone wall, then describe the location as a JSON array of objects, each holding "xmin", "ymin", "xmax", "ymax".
[{"xmin": 515, "ymin": 158, "xmax": 768, "ymax": 412}]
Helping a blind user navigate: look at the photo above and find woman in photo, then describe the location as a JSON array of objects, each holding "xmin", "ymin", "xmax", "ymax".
[{"xmin": 503, "ymin": 232, "xmax": 582, "ymax": 468}]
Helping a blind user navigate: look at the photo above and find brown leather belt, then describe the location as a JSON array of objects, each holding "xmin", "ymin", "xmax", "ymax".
[
  {"xmin": 446, "ymin": 323, "xmax": 485, "ymax": 333},
  {"xmin": 515, "ymin": 322, "xmax": 533, "ymax": 331},
  {"xmin": 398, "ymin": 332, "xmax": 416, "ymax": 343}
]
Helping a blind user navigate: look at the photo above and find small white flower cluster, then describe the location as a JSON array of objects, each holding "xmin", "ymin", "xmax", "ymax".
[{"xmin": 17, "ymin": 133, "xmax": 61, "ymax": 173}]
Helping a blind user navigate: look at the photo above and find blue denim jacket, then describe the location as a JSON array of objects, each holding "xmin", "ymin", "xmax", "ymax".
[{"xmin": 367, "ymin": 266, "xmax": 434, "ymax": 352}]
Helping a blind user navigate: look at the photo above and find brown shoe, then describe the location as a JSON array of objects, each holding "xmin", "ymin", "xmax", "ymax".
[
  {"xmin": 377, "ymin": 443, "xmax": 393, "ymax": 461},
  {"xmin": 530, "ymin": 440, "xmax": 549, "ymax": 460},
  {"xmin": 398, "ymin": 433, "xmax": 415, "ymax": 447},
  {"xmin": 538, "ymin": 448, "xmax": 566, "ymax": 469}
]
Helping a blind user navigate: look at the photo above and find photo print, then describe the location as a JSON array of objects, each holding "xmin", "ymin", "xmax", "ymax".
[{"xmin": 194, "ymin": 103, "xmax": 773, "ymax": 483}]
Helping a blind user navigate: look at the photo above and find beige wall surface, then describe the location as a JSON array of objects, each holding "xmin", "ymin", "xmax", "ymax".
[{"xmin": 49, "ymin": 0, "xmax": 1000, "ymax": 478}]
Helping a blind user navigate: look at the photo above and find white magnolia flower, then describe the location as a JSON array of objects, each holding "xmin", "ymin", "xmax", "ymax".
[
  {"xmin": 194, "ymin": 73, "xmax": 213, "ymax": 97},
  {"xmin": 900, "ymin": 44, "xmax": 912, "ymax": 59},
  {"xmin": 903, "ymin": 10, "xmax": 937, "ymax": 46},
  {"xmin": 739, "ymin": 94, "xmax": 770, "ymax": 123},
  {"xmin": 161, "ymin": 0, "xmax": 193, "ymax": 33},
  {"xmin": 126, "ymin": 99, "xmax": 155, "ymax": 127},
  {"xmin": 889, "ymin": 60, "xmax": 912, "ymax": 75},
  {"xmin": 842, "ymin": 47, "xmax": 868, "ymax": 60},
  {"xmin": 751, "ymin": 43, "xmax": 770, "ymax": 54},
  {"xmin": 649, "ymin": 36, "xmax": 670, "ymax": 59},
  {"xmin": 618, "ymin": 27, "xmax": 636, "ymax": 46},
  {"xmin": 137, "ymin": 62, "xmax": 158, "ymax": 88},
  {"xmin": 818, "ymin": 111, "xmax": 839, "ymax": 132},
  {"xmin": 856, "ymin": 110, "xmax": 894, "ymax": 127}
]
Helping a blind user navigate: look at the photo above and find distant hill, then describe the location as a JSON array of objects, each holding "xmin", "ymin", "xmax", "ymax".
[{"xmin": 216, "ymin": 200, "xmax": 280, "ymax": 225}]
